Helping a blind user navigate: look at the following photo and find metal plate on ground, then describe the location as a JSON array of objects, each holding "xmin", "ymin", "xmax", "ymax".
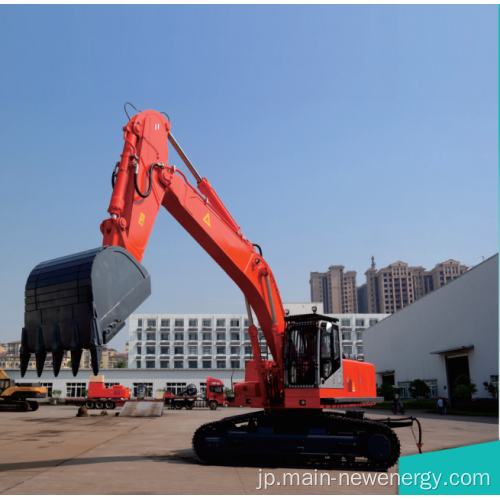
[{"xmin": 119, "ymin": 401, "xmax": 164, "ymax": 417}]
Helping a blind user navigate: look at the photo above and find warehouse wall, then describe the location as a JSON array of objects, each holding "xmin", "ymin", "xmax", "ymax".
[{"xmin": 363, "ymin": 254, "xmax": 498, "ymax": 400}]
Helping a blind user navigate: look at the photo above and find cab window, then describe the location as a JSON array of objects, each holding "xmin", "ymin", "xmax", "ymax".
[
  {"xmin": 209, "ymin": 385, "xmax": 222, "ymax": 393},
  {"xmin": 287, "ymin": 326, "xmax": 318, "ymax": 386},
  {"xmin": 320, "ymin": 327, "xmax": 333, "ymax": 379}
]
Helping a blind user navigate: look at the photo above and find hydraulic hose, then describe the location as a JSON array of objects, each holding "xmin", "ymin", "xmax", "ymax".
[
  {"xmin": 111, "ymin": 162, "xmax": 119, "ymax": 189},
  {"xmin": 253, "ymin": 243, "xmax": 263, "ymax": 256},
  {"xmin": 134, "ymin": 162, "xmax": 163, "ymax": 198}
]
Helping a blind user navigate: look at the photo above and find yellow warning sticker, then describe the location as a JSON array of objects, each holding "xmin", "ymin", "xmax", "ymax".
[
  {"xmin": 203, "ymin": 213, "xmax": 211, "ymax": 227},
  {"xmin": 139, "ymin": 213, "xmax": 146, "ymax": 226}
]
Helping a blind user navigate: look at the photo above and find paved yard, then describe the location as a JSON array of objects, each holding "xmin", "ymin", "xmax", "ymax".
[{"xmin": 0, "ymin": 406, "xmax": 497, "ymax": 495}]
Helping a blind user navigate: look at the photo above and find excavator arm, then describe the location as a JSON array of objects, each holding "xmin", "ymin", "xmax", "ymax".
[
  {"xmin": 21, "ymin": 109, "xmax": 285, "ymax": 407},
  {"xmin": 103, "ymin": 109, "xmax": 285, "ymax": 357}
]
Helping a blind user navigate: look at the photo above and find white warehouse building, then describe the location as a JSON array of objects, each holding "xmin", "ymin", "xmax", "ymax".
[{"xmin": 363, "ymin": 254, "xmax": 498, "ymax": 401}]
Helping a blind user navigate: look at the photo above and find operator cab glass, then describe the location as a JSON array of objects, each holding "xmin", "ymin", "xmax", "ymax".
[
  {"xmin": 209, "ymin": 385, "xmax": 223, "ymax": 393},
  {"xmin": 284, "ymin": 316, "xmax": 341, "ymax": 388},
  {"xmin": 320, "ymin": 322, "xmax": 341, "ymax": 381}
]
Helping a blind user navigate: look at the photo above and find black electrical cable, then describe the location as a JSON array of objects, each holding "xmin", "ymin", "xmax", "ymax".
[
  {"xmin": 367, "ymin": 415, "xmax": 423, "ymax": 454},
  {"xmin": 160, "ymin": 111, "xmax": 171, "ymax": 122},
  {"xmin": 414, "ymin": 417, "xmax": 423, "ymax": 454}
]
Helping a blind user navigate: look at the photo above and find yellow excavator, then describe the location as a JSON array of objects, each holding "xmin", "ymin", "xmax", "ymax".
[{"xmin": 0, "ymin": 367, "xmax": 46, "ymax": 411}]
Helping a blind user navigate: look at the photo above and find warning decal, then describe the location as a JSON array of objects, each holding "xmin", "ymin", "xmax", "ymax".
[
  {"xmin": 139, "ymin": 213, "xmax": 146, "ymax": 226},
  {"xmin": 203, "ymin": 213, "xmax": 211, "ymax": 227}
]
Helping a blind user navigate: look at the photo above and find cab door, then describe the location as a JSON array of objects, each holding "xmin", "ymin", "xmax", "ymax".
[{"xmin": 318, "ymin": 322, "xmax": 343, "ymax": 389}]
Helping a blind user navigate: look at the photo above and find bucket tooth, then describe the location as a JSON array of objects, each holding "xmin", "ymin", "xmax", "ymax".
[
  {"xmin": 70, "ymin": 349, "xmax": 83, "ymax": 376},
  {"xmin": 51, "ymin": 325, "xmax": 64, "ymax": 376},
  {"xmin": 35, "ymin": 351, "xmax": 47, "ymax": 377},
  {"xmin": 20, "ymin": 352, "xmax": 31, "ymax": 377},
  {"xmin": 20, "ymin": 328, "xmax": 31, "ymax": 377},
  {"xmin": 90, "ymin": 347, "xmax": 102, "ymax": 376},
  {"xmin": 52, "ymin": 350, "xmax": 64, "ymax": 377},
  {"xmin": 34, "ymin": 326, "xmax": 46, "ymax": 376}
]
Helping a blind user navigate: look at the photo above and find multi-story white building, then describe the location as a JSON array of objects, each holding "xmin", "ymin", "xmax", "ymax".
[
  {"xmin": 128, "ymin": 308, "xmax": 389, "ymax": 369},
  {"xmin": 128, "ymin": 313, "xmax": 266, "ymax": 370},
  {"xmin": 329, "ymin": 313, "xmax": 390, "ymax": 357}
]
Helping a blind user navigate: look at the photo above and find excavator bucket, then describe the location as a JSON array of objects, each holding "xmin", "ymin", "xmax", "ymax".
[{"xmin": 21, "ymin": 246, "xmax": 150, "ymax": 377}]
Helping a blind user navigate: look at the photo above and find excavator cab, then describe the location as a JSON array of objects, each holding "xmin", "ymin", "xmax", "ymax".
[
  {"xmin": 0, "ymin": 378, "xmax": 13, "ymax": 391},
  {"xmin": 21, "ymin": 246, "xmax": 151, "ymax": 377},
  {"xmin": 284, "ymin": 314, "xmax": 341, "ymax": 389}
]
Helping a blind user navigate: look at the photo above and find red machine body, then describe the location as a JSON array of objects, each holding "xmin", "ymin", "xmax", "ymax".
[{"xmin": 231, "ymin": 358, "xmax": 377, "ymax": 409}]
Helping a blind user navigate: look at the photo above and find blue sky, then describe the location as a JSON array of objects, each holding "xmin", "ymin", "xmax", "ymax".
[{"xmin": 0, "ymin": 5, "xmax": 497, "ymax": 351}]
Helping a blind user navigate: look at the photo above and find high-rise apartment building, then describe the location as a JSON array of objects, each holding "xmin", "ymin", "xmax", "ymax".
[
  {"xmin": 357, "ymin": 284, "xmax": 368, "ymax": 313},
  {"xmin": 310, "ymin": 266, "xmax": 358, "ymax": 314},
  {"xmin": 365, "ymin": 258, "xmax": 468, "ymax": 314}
]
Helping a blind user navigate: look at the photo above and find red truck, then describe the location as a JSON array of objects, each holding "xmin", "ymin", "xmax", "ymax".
[{"xmin": 166, "ymin": 377, "xmax": 227, "ymax": 410}]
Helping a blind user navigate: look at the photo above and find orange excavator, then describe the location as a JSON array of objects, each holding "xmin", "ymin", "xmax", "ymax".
[{"xmin": 20, "ymin": 105, "xmax": 417, "ymax": 469}]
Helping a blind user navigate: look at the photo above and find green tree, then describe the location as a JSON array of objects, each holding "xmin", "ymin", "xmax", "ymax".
[
  {"xmin": 224, "ymin": 387, "xmax": 234, "ymax": 398},
  {"xmin": 113, "ymin": 360, "xmax": 127, "ymax": 368},
  {"xmin": 483, "ymin": 382, "xmax": 498, "ymax": 399},
  {"xmin": 81, "ymin": 389, "xmax": 88, "ymax": 398},
  {"xmin": 377, "ymin": 382, "xmax": 396, "ymax": 401},
  {"xmin": 409, "ymin": 379, "xmax": 431, "ymax": 400},
  {"xmin": 452, "ymin": 375, "xmax": 477, "ymax": 401}
]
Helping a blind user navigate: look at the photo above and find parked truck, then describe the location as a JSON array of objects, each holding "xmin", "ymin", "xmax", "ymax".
[
  {"xmin": 64, "ymin": 375, "xmax": 132, "ymax": 409},
  {"xmin": 166, "ymin": 377, "xmax": 226, "ymax": 410}
]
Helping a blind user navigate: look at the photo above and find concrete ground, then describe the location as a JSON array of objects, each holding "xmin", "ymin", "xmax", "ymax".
[{"xmin": 0, "ymin": 405, "xmax": 497, "ymax": 495}]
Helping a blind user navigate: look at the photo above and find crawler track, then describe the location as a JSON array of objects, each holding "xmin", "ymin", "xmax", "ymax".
[
  {"xmin": 193, "ymin": 410, "xmax": 401, "ymax": 471},
  {"xmin": 0, "ymin": 401, "xmax": 30, "ymax": 412}
]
